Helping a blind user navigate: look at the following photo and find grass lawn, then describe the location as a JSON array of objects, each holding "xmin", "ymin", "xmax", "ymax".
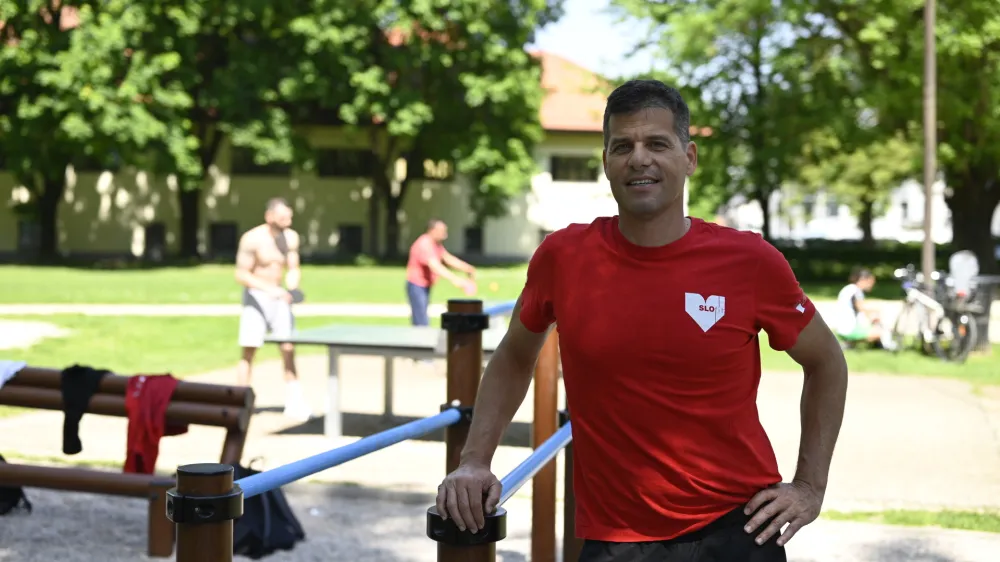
[
  {"xmin": 0, "ymin": 314, "xmax": 414, "ymax": 418},
  {"xmin": 759, "ymin": 333, "xmax": 1000, "ymax": 386},
  {"xmin": 0, "ymin": 264, "xmax": 529, "ymax": 305},
  {"xmin": 822, "ymin": 509, "xmax": 1000, "ymax": 534},
  {"xmin": 0, "ymin": 264, "xmax": 913, "ymax": 304}
]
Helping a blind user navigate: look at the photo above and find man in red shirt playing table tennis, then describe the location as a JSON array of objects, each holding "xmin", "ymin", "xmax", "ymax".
[{"xmin": 434, "ymin": 80, "xmax": 849, "ymax": 561}]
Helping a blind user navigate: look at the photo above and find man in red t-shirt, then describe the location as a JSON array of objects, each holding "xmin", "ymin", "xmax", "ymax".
[
  {"xmin": 405, "ymin": 219, "xmax": 477, "ymax": 326},
  {"xmin": 435, "ymin": 80, "xmax": 848, "ymax": 561}
]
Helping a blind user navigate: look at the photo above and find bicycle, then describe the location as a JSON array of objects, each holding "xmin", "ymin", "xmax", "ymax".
[{"xmin": 890, "ymin": 264, "xmax": 977, "ymax": 363}]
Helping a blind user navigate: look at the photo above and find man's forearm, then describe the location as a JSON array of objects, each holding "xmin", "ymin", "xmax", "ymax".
[
  {"xmin": 459, "ymin": 351, "xmax": 536, "ymax": 466},
  {"xmin": 285, "ymin": 268, "xmax": 301, "ymax": 290},
  {"xmin": 430, "ymin": 261, "xmax": 462, "ymax": 285},
  {"xmin": 793, "ymin": 361, "xmax": 848, "ymax": 493}
]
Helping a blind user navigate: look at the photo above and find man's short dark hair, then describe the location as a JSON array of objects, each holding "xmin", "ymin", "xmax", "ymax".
[
  {"xmin": 427, "ymin": 218, "xmax": 445, "ymax": 230},
  {"xmin": 603, "ymin": 80, "xmax": 691, "ymax": 148},
  {"xmin": 849, "ymin": 266, "xmax": 874, "ymax": 284},
  {"xmin": 266, "ymin": 197, "xmax": 289, "ymax": 212}
]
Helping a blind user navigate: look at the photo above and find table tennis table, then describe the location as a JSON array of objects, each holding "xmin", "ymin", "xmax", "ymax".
[{"xmin": 266, "ymin": 301, "xmax": 515, "ymax": 438}]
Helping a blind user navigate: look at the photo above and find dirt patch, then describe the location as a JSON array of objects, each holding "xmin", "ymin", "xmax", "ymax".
[{"xmin": 0, "ymin": 319, "xmax": 71, "ymax": 350}]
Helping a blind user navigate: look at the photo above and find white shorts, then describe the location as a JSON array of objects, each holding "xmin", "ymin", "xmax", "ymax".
[{"xmin": 238, "ymin": 288, "xmax": 295, "ymax": 348}]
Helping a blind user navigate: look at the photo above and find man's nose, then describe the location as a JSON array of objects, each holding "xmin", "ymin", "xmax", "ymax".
[{"xmin": 628, "ymin": 144, "xmax": 652, "ymax": 168}]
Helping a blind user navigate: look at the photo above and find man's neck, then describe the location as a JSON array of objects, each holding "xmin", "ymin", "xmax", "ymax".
[{"xmin": 618, "ymin": 209, "xmax": 690, "ymax": 248}]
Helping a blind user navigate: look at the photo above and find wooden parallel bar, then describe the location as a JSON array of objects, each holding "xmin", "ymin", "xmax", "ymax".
[
  {"xmin": 0, "ymin": 462, "xmax": 173, "ymax": 497},
  {"xmin": 8, "ymin": 367, "xmax": 252, "ymax": 408},
  {"xmin": 0, "ymin": 386, "xmax": 248, "ymax": 430}
]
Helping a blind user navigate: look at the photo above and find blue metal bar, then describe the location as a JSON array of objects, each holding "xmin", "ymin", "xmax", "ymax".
[
  {"xmin": 237, "ymin": 407, "xmax": 464, "ymax": 499},
  {"xmin": 484, "ymin": 300, "xmax": 517, "ymax": 317},
  {"xmin": 498, "ymin": 422, "xmax": 572, "ymax": 507}
]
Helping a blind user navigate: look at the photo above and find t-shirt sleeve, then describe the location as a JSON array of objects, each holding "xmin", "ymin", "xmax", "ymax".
[
  {"xmin": 518, "ymin": 235, "xmax": 557, "ymax": 333},
  {"xmin": 754, "ymin": 237, "xmax": 816, "ymax": 351}
]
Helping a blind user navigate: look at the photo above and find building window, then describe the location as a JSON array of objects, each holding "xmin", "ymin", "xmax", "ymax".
[
  {"xmin": 538, "ymin": 229, "xmax": 553, "ymax": 245},
  {"xmin": 209, "ymin": 222, "xmax": 239, "ymax": 258},
  {"xmin": 550, "ymin": 156, "xmax": 599, "ymax": 182},
  {"xmin": 230, "ymin": 147, "xmax": 291, "ymax": 176},
  {"xmin": 826, "ymin": 199, "xmax": 839, "ymax": 217},
  {"xmin": 17, "ymin": 220, "xmax": 40, "ymax": 255},
  {"xmin": 338, "ymin": 224, "xmax": 364, "ymax": 255},
  {"xmin": 900, "ymin": 201, "xmax": 909, "ymax": 220},
  {"xmin": 144, "ymin": 222, "xmax": 166, "ymax": 262},
  {"xmin": 464, "ymin": 227, "xmax": 483, "ymax": 254},
  {"xmin": 316, "ymin": 149, "xmax": 375, "ymax": 178}
]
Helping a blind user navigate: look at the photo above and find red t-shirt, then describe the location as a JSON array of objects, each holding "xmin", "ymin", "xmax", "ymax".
[
  {"xmin": 406, "ymin": 233, "xmax": 446, "ymax": 288},
  {"xmin": 519, "ymin": 216, "xmax": 816, "ymax": 542}
]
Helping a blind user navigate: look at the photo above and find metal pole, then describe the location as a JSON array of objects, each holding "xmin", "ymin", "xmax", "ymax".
[
  {"xmin": 921, "ymin": 0, "xmax": 937, "ymax": 282},
  {"xmin": 168, "ymin": 463, "xmax": 243, "ymax": 562},
  {"xmin": 560, "ymin": 410, "xmax": 583, "ymax": 562},
  {"xmin": 431, "ymin": 299, "xmax": 502, "ymax": 562},
  {"xmin": 532, "ymin": 329, "xmax": 560, "ymax": 562}
]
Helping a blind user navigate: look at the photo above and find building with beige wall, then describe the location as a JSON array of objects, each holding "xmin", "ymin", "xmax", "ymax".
[{"xmin": 2, "ymin": 51, "xmax": 638, "ymax": 263}]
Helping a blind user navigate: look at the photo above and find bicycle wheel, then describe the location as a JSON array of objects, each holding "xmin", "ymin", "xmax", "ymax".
[
  {"xmin": 932, "ymin": 311, "xmax": 978, "ymax": 363},
  {"xmin": 891, "ymin": 302, "xmax": 921, "ymax": 352}
]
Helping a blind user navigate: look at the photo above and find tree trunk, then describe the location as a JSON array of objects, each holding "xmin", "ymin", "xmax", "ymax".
[
  {"xmin": 178, "ymin": 188, "xmax": 201, "ymax": 259},
  {"xmin": 383, "ymin": 171, "xmax": 415, "ymax": 260},
  {"xmin": 755, "ymin": 188, "xmax": 773, "ymax": 240},
  {"xmin": 859, "ymin": 197, "xmax": 875, "ymax": 248},
  {"xmin": 367, "ymin": 191, "xmax": 381, "ymax": 257},
  {"xmin": 945, "ymin": 174, "xmax": 1000, "ymax": 352},
  {"xmin": 36, "ymin": 177, "xmax": 64, "ymax": 261},
  {"xmin": 384, "ymin": 193, "xmax": 403, "ymax": 260}
]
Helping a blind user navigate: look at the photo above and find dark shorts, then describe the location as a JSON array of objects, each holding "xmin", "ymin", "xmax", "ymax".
[{"xmin": 578, "ymin": 506, "xmax": 787, "ymax": 562}]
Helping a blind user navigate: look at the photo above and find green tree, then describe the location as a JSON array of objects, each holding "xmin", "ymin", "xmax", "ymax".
[
  {"xmin": 611, "ymin": 0, "xmax": 830, "ymax": 239},
  {"xmin": 133, "ymin": 0, "xmax": 305, "ymax": 258},
  {"xmin": 797, "ymin": 130, "xmax": 919, "ymax": 245},
  {"xmin": 298, "ymin": 0, "xmax": 561, "ymax": 258},
  {"xmin": 801, "ymin": 0, "xmax": 1000, "ymax": 273},
  {"xmin": 0, "ymin": 1, "xmax": 184, "ymax": 259}
]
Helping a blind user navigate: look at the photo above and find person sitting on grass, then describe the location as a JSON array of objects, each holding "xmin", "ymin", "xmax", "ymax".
[{"xmin": 834, "ymin": 267, "xmax": 895, "ymax": 350}]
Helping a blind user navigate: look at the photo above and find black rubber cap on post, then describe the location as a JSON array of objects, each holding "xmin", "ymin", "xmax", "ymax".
[{"xmin": 426, "ymin": 506, "xmax": 507, "ymax": 545}]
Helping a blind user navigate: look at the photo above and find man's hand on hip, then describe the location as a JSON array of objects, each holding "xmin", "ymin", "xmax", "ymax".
[{"xmin": 743, "ymin": 480, "xmax": 823, "ymax": 547}]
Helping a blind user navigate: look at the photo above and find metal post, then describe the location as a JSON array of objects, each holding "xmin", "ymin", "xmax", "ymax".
[
  {"xmin": 428, "ymin": 299, "xmax": 504, "ymax": 562},
  {"xmin": 532, "ymin": 329, "xmax": 560, "ymax": 562},
  {"xmin": 560, "ymin": 410, "xmax": 583, "ymax": 562},
  {"xmin": 921, "ymin": 0, "xmax": 937, "ymax": 282},
  {"xmin": 167, "ymin": 463, "xmax": 243, "ymax": 562}
]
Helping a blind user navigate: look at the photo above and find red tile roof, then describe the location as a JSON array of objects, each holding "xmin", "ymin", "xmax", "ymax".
[{"xmin": 531, "ymin": 50, "xmax": 610, "ymax": 133}]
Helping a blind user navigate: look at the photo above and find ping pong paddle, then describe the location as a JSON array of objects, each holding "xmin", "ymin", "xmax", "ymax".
[{"xmin": 289, "ymin": 289, "xmax": 306, "ymax": 304}]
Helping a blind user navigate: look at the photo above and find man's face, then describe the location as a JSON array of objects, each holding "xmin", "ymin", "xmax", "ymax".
[
  {"xmin": 266, "ymin": 205, "xmax": 293, "ymax": 230},
  {"xmin": 430, "ymin": 222, "xmax": 448, "ymax": 242},
  {"xmin": 602, "ymin": 107, "xmax": 697, "ymax": 219},
  {"xmin": 860, "ymin": 276, "xmax": 876, "ymax": 292}
]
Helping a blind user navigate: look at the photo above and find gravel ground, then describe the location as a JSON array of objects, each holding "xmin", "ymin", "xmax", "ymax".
[{"xmin": 3, "ymin": 484, "xmax": 1000, "ymax": 562}]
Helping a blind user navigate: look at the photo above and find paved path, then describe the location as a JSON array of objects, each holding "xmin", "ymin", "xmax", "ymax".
[
  {"xmin": 2, "ymin": 354, "xmax": 1000, "ymax": 560},
  {"xmin": 1, "ymin": 300, "xmax": 997, "ymax": 342},
  {"xmin": 4, "ymin": 486, "xmax": 1000, "ymax": 562}
]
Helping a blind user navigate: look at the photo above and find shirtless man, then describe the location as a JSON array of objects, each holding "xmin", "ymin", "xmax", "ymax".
[{"xmin": 234, "ymin": 197, "xmax": 312, "ymax": 420}]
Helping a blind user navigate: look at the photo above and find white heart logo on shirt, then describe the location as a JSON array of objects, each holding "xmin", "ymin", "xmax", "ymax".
[{"xmin": 685, "ymin": 293, "xmax": 726, "ymax": 332}]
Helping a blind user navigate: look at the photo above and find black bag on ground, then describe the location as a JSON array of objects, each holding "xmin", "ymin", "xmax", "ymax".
[
  {"xmin": 0, "ymin": 453, "xmax": 32, "ymax": 516},
  {"xmin": 233, "ymin": 460, "xmax": 305, "ymax": 559}
]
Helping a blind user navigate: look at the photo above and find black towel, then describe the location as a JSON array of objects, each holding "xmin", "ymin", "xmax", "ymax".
[{"xmin": 61, "ymin": 364, "xmax": 110, "ymax": 455}]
